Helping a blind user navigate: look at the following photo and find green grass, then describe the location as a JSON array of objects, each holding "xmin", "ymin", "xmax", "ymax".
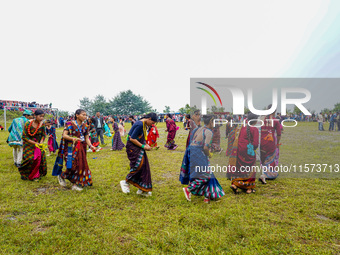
[{"xmin": 0, "ymin": 122, "xmax": 339, "ymax": 254}]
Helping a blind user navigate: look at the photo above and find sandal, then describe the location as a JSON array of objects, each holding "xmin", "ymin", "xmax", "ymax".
[{"xmin": 230, "ymin": 185, "xmax": 239, "ymax": 194}]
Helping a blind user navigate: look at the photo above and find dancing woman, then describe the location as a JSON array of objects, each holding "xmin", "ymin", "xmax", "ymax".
[
  {"xmin": 184, "ymin": 114, "xmax": 191, "ymax": 148},
  {"xmin": 19, "ymin": 109, "xmax": 47, "ymax": 181},
  {"xmin": 53, "ymin": 109, "xmax": 96, "ymax": 191},
  {"xmin": 225, "ymin": 116, "xmax": 237, "ymax": 157},
  {"xmin": 118, "ymin": 117, "xmax": 126, "ymax": 136},
  {"xmin": 164, "ymin": 113, "xmax": 178, "ymax": 150},
  {"xmin": 259, "ymin": 105, "xmax": 282, "ymax": 184},
  {"xmin": 181, "ymin": 115, "xmax": 225, "ymax": 203},
  {"xmin": 146, "ymin": 124, "xmax": 159, "ymax": 149},
  {"xmin": 120, "ymin": 113, "xmax": 158, "ymax": 196},
  {"xmin": 111, "ymin": 118, "xmax": 125, "ymax": 151},
  {"xmin": 229, "ymin": 113, "xmax": 259, "ymax": 194}
]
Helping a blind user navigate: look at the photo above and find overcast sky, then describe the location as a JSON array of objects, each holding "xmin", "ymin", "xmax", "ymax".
[{"xmin": 1, "ymin": 1, "xmax": 339, "ymax": 113}]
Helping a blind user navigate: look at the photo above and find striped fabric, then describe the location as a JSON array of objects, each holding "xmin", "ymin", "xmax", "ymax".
[
  {"xmin": 19, "ymin": 121, "xmax": 47, "ymax": 179},
  {"xmin": 7, "ymin": 116, "xmax": 29, "ymax": 146}
]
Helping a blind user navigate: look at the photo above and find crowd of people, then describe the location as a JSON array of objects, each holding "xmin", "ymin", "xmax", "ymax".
[
  {"xmin": 3, "ymin": 105, "xmax": 338, "ymax": 203},
  {"xmin": 1, "ymin": 100, "xmax": 56, "ymax": 116},
  {"xmin": 317, "ymin": 111, "xmax": 340, "ymax": 131}
]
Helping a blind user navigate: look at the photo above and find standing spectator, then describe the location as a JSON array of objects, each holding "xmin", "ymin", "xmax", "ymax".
[
  {"xmin": 329, "ymin": 112, "xmax": 336, "ymax": 131},
  {"xmin": 318, "ymin": 112, "xmax": 325, "ymax": 131},
  {"xmin": 7, "ymin": 109, "xmax": 33, "ymax": 167},
  {"xmin": 94, "ymin": 112, "xmax": 105, "ymax": 145}
]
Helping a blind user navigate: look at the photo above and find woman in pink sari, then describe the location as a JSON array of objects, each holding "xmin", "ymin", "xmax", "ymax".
[{"xmin": 164, "ymin": 113, "xmax": 178, "ymax": 150}]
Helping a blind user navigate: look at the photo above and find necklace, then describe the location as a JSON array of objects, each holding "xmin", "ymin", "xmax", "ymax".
[
  {"xmin": 28, "ymin": 121, "xmax": 41, "ymax": 137},
  {"xmin": 75, "ymin": 120, "xmax": 85, "ymax": 142}
]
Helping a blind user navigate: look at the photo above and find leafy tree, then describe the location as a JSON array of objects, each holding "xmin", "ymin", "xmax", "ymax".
[
  {"xmin": 91, "ymin": 95, "xmax": 111, "ymax": 116},
  {"xmin": 208, "ymin": 106, "xmax": 225, "ymax": 114},
  {"xmin": 189, "ymin": 105, "xmax": 199, "ymax": 115},
  {"xmin": 79, "ymin": 97, "xmax": 93, "ymax": 114},
  {"xmin": 109, "ymin": 90, "xmax": 153, "ymax": 115},
  {"xmin": 293, "ymin": 106, "xmax": 302, "ymax": 115},
  {"xmin": 321, "ymin": 108, "xmax": 331, "ymax": 114},
  {"xmin": 58, "ymin": 110, "xmax": 69, "ymax": 117},
  {"xmin": 178, "ymin": 107, "xmax": 186, "ymax": 114},
  {"xmin": 163, "ymin": 106, "xmax": 171, "ymax": 113},
  {"xmin": 333, "ymin": 103, "xmax": 340, "ymax": 112}
]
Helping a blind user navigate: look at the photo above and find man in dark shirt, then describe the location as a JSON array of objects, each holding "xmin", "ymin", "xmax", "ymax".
[{"xmin": 94, "ymin": 112, "xmax": 105, "ymax": 145}]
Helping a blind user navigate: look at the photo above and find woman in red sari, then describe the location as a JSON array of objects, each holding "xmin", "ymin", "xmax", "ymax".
[
  {"xmin": 259, "ymin": 105, "xmax": 282, "ymax": 184},
  {"xmin": 54, "ymin": 109, "xmax": 96, "ymax": 191},
  {"xmin": 146, "ymin": 124, "xmax": 159, "ymax": 149},
  {"xmin": 229, "ymin": 113, "xmax": 259, "ymax": 194}
]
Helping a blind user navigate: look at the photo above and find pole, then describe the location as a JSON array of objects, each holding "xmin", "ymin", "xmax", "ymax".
[{"xmin": 4, "ymin": 106, "xmax": 7, "ymax": 130}]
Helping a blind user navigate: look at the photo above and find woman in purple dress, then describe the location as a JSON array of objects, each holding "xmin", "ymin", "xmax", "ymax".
[{"xmin": 111, "ymin": 118, "xmax": 125, "ymax": 151}]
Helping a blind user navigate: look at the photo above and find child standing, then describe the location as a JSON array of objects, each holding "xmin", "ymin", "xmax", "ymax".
[
  {"xmin": 45, "ymin": 120, "xmax": 59, "ymax": 156},
  {"xmin": 88, "ymin": 117, "xmax": 101, "ymax": 152}
]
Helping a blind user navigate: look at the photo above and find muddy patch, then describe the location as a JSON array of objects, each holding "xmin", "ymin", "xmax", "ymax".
[{"xmin": 32, "ymin": 185, "xmax": 64, "ymax": 195}]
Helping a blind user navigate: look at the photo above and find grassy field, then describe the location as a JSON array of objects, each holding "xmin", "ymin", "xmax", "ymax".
[{"xmin": 0, "ymin": 121, "xmax": 339, "ymax": 254}]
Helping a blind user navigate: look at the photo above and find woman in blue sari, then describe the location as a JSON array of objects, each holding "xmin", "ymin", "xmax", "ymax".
[{"xmin": 180, "ymin": 115, "xmax": 225, "ymax": 203}]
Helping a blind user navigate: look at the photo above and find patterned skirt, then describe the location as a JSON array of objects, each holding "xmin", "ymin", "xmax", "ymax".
[
  {"xmin": 48, "ymin": 137, "xmax": 58, "ymax": 153},
  {"xmin": 19, "ymin": 142, "xmax": 47, "ymax": 179},
  {"xmin": 112, "ymin": 132, "xmax": 125, "ymax": 150},
  {"xmin": 188, "ymin": 177, "xmax": 225, "ymax": 199},
  {"xmin": 261, "ymin": 148, "xmax": 280, "ymax": 180},
  {"xmin": 126, "ymin": 140, "xmax": 152, "ymax": 192},
  {"xmin": 60, "ymin": 142, "xmax": 93, "ymax": 187},
  {"xmin": 165, "ymin": 131, "xmax": 176, "ymax": 148}
]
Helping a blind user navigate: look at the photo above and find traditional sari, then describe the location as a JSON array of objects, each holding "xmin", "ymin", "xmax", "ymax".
[
  {"xmin": 19, "ymin": 121, "xmax": 47, "ymax": 180},
  {"xmin": 125, "ymin": 121, "xmax": 152, "ymax": 192},
  {"xmin": 210, "ymin": 124, "xmax": 222, "ymax": 152},
  {"xmin": 226, "ymin": 124, "xmax": 236, "ymax": 157},
  {"xmin": 103, "ymin": 122, "xmax": 112, "ymax": 137},
  {"xmin": 180, "ymin": 127, "xmax": 225, "ymax": 199},
  {"xmin": 112, "ymin": 122, "xmax": 125, "ymax": 150},
  {"xmin": 119, "ymin": 121, "xmax": 125, "ymax": 136},
  {"xmin": 185, "ymin": 119, "xmax": 191, "ymax": 148},
  {"xmin": 46, "ymin": 126, "xmax": 59, "ymax": 153},
  {"xmin": 228, "ymin": 125, "xmax": 259, "ymax": 190},
  {"xmin": 260, "ymin": 116, "xmax": 282, "ymax": 180},
  {"xmin": 146, "ymin": 124, "xmax": 159, "ymax": 148},
  {"xmin": 52, "ymin": 121, "xmax": 93, "ymax": 187},
  {"xmin": 165, "ymin": 118, "xmax": 177, "ymax": 149}
]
